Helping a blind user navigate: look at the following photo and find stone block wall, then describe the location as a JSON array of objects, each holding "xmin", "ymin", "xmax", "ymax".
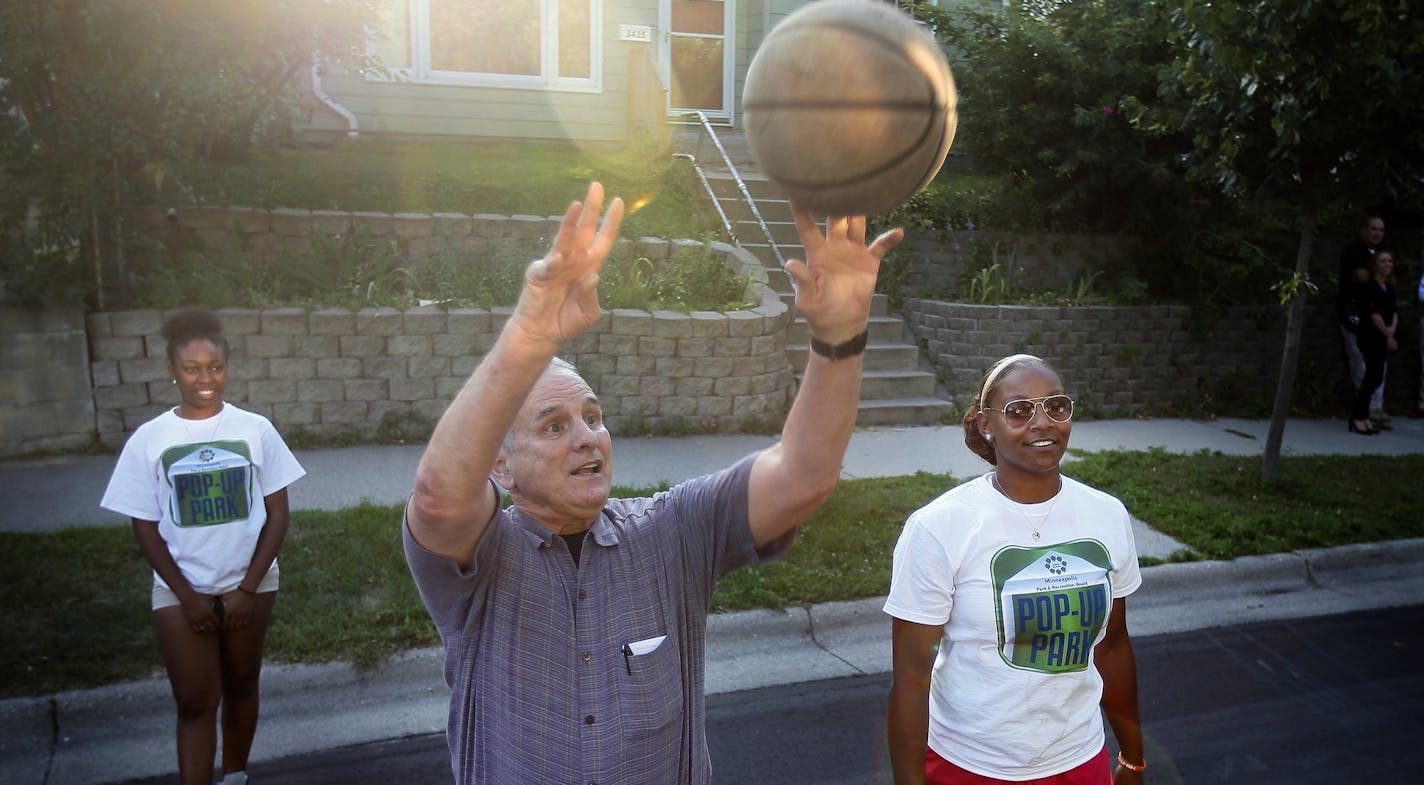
[
  {"xmin": 903, "ymin": 300, "xmax": 1385, "ymax": 416},
  {"xmin": 86, "ymin": 240, "xmax": 792, "ymax": 449},
  {"xmin": 0, "ymin": 306, "xmax": 96, "ymax": 457},
  {"xmin": 898, "ymin": 232, "xmax": 1138, "ymax": 294}
]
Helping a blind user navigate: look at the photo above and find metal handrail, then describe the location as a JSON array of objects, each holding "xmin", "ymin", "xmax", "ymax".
[
  {"xmin": 684, "ymin": 111, "xmax": 788, "ymax": 272},
  {"xmin": 671, "ymin": 153, "xmax": 734, "ymax": 237}
]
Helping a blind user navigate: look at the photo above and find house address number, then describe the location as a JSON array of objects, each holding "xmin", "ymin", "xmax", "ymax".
[{"xmin": 618, "ymin": 24, "xmax": 653, "ymax": 42}]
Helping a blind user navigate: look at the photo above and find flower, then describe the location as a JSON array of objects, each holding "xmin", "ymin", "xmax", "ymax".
[{"xmin": 1102, "ymin": 105, "xmax": 1115, "ymax": 117}]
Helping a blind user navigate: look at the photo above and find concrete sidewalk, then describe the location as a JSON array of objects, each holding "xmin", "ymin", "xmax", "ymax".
[
  {"xmin": 2, "ymin": 416, "xmax": 1422, "ymax": 784},
  {"xmin": 4, "ymin": 415, "xmax": 1423, "ymax": 533}
]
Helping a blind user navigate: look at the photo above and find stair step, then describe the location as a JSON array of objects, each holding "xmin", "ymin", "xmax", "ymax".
[
  {"xmin": 853, "ymin": 398, "xmax": 956, "ymax": 427},
  {"xmin": 787, "ymin": 314, "xmax": 903, "ymax": 344},
  {"xmin": 705, "ymin": 173, "xmax": 785, "ymax": 200},
  {"xmin": 784, "ymin": 342, "xmax": 920, "ymax": 372},
  {"xmin": 733, "ymin": 219, "xmax": 801, "ymax": 245},
  {"xmin": 717, "ymin": 197, "xmax": 793, "ymax": 225},
  {"xmin": 793, "ymin": 368, "xmax": 938, "ymax": 400},
  {"xmin": 740, "ymin": 242, "xmax": 804, "ymax": 275},
  {"xmin": 857, "ymin": 369, "xmax": 939, "ymax": 400}
]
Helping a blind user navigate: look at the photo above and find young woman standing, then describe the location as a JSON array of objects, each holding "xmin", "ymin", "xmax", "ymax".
[
  {"xmin": 1349, "ymin": 250, "xmax": 1399, "ymax": 435},
  {"xmin": 101, "ymin": 308, "xmax": 305, "ymax": 785},
  {"xmin": 885, "ymin": 354, "xmax": 1145, "ymax": 785}
]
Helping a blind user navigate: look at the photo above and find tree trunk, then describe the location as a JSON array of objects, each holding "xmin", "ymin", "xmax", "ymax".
[{"xmin": 1262, "ymin": 208, "xmax": 1317, "ymax": 479}]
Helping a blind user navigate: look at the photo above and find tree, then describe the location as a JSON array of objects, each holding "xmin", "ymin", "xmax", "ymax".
[
  {"xmin": 0, "ymin": 1, "xmax": 379, "ymax": 308},
  {"xmin": 1140, "ymin": 0, "xmax": 1424, "ymax": 478},
  {"xmin": 932, "ymin": 0, "xmax": 1186, "ymax": 231}
]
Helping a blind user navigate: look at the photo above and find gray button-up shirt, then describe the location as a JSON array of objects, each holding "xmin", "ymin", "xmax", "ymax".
[{"xmin": 404, "ymin": 454, "xmax": 791, "ymax": 785}]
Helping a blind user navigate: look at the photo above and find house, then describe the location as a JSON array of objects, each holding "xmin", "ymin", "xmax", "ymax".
[{"xmin": 304, "ymin": 0, "xmax": 987, "ymax": 144}]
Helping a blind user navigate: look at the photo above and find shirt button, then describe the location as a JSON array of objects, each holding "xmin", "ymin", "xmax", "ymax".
[
  {"xmin": 578, "ymin": 590, "xmax": 587, "ymax": 600},
  {"xmin": 584, "ymin": 714, "xmax": 596, "ymax": 725},
  {"xmin": 581, "ymin": 651, "xmax": 591, "ymax": 663}
]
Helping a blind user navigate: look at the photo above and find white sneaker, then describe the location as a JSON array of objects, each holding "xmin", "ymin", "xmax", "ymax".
[{"xmin": 217, "ymin": 773, "xmax": 249, "ymax": 785}]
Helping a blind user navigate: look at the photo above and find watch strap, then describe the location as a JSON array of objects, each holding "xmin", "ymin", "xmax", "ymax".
[{"xmin": 809, "ymin": 327, "xmax": 869, "ymax": 360}]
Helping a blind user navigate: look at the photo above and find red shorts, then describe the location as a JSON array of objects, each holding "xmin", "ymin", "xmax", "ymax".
[{"xmin": 925, "ymin": 745, "xmax": 1110, "ymax": 785}]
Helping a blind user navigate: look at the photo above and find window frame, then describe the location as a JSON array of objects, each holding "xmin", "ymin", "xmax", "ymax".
[{"xmin": 380, "ymin": 0, "xmax": 602, "ymax": 93}]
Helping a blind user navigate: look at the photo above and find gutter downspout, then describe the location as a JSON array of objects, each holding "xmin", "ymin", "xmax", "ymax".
[{"xmin": 311, "ymin": 50, "xmax": 359, "ymax": 138}]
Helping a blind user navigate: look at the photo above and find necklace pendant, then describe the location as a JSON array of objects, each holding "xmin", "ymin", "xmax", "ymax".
[{"xmin": 1032, "ymin": 531, "xmax": 1041, "ymax": 540}]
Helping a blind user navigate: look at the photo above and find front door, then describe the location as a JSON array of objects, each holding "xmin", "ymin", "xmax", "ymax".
[{"xmin": 663, "ymin": 0, "xmax": 734, "ymax": 119}]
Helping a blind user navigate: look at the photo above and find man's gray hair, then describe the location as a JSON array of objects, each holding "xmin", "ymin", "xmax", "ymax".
[{"xmin": 501, "ymin": 356, "xmax": 581, "ymax": 454}]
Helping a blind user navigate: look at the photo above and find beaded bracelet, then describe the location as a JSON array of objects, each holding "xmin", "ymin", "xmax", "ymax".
[
  {"xmin": 1117, "ymin": 751, "xmax": 1147, "ymax": 773},
  {"xmin": 238, "ymin": 586, "xmax": 258, "ymax": 595}
]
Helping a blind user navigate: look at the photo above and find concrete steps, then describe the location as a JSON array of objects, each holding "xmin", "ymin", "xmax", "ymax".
[{"xmin": 688, "ymin": 129, "xmax": 952, "ymax": 427}]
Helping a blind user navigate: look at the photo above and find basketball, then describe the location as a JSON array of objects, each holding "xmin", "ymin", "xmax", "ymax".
[{"xmin": 741, "ymin": 0, "xmax": 957, "ymax": 217}]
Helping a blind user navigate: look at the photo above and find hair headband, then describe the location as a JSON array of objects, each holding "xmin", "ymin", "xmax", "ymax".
[{"xmin": 977, "ymin": 354, "xmax": 1042, "ymax": 411}]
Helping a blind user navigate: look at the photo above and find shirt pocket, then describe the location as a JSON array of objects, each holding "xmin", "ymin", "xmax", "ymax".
[{"xmin": 617, "ymin": 632, "xmax": 684, "ymax": 739}]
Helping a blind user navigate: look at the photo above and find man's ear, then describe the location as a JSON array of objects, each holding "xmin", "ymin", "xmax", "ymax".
[{"xmin": 491, "ymin": 450, "xmax": 514, "ymax": 492}]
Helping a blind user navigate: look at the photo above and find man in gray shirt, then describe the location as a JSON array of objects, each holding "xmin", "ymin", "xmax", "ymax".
[{"xmin": 404, "ymin": 182, "xmax": 903, "ymax": 784}]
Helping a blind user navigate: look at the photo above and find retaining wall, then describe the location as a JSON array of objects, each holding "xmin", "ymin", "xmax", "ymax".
[
  {"xmin": 0, "ymin": 306, "xmax": 96, "ymax": 456},
  {"xmin": 903, "ymin": 299, "xmax": 1418, "ymax": 416},
  {"xmin": 898, "ymin": 232, "xmax": 1138, "ymax": 294},
  {"xmin": 86, "ymin": 239, "xmax": 791, "ymax": 449}
]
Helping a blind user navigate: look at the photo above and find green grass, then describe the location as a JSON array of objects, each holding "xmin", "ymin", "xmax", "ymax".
[
  {"xmin": 1065, "ymin": 449, "xmax": 1424, "ymax": 560},
  {"xmin": 193, "ymin": 137, "xmax": 723, "ymax": 242},
  {"xmin": 5, "ymin": 451, "xmax": 1423, "ymax": 697}
]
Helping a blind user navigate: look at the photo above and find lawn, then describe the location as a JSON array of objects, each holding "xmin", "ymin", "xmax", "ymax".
[
  {"xmin": 4, "ymin": 451, "xmax": 1422, "ymax": 697},
  {"xmin": 194, "ymin": 136, "xmax": 726, "ymax": 242}
]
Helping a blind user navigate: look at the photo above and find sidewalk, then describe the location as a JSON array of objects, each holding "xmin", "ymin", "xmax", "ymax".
[{"xmin": 2, "ymin": 416, "xmax": 1423, "ymax": 785}]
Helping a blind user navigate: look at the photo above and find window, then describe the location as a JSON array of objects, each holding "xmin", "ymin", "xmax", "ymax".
[{"xmin": 375, "ymin": 0, "xmax": 600, "ymax": 90}]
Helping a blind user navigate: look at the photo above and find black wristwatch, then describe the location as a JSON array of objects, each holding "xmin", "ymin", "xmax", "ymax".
[{"xmin": 809, "ymin": 327, "xmax": 870, "ymax": 360}]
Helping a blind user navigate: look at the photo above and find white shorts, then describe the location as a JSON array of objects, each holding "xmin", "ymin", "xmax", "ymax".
[{"xmin": 151, "ymin": 565, "xmax": 280, "ymax": 611}]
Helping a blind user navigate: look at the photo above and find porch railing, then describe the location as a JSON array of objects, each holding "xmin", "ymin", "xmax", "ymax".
[{"xmin": 674, "ymin": 111, "xmax": 788, "ymax": 274}]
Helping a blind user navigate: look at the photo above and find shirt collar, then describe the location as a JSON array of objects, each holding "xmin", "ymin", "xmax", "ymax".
[{"xmin": 508, "ymin": 506, "xmax": 621, "ymax": 549}]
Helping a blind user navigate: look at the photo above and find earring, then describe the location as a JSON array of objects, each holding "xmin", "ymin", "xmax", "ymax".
[{"xmin": 984, "ymin": 433, "xmax": 993, "ymax": 442}]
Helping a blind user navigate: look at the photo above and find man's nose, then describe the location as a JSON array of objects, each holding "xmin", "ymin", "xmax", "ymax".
[{"xmin": 572, "ymin": 420, "xmax": 599, "ymax": 446}]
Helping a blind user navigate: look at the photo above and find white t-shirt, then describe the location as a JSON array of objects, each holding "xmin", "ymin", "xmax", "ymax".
[
  {"xmin": 883, "ymin": 473, "xmax": 1141, "ymax": 781},
  {"xmin": 101, "ymin": 403, "xmax": 306, "ymax": 596}
]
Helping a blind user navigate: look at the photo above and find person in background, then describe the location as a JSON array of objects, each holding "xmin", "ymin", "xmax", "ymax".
[
  {"xmin": 885, "ymin": 354, "xmax": 1144, "ymax": 785},
  {"xmin": 403, "ymin": 182, "xmax": 903, "ymax": 785},
  {"xmin": 1350, "ymin": 250, "xmax": 1400, "ymax": 435},
  {"xmin": 101, "ymin": 307, "xmax": 306, "ymax": 785},
  {"xmin": 1338, "ymin": 214, "xmax": 1388, "ymax": 424},
  {"xmin": 1414, "ymin": 266, "xmax": 1424, "ymax": 419}
]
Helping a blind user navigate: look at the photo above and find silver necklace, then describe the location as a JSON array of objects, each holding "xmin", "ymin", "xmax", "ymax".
[
  {"xmin": 175, "ymin": 403, "xmax": 226, "ymax": 443},
  {"xmin": 992, "ymin": 474, "xmax": 1062, "ymax": 541}
]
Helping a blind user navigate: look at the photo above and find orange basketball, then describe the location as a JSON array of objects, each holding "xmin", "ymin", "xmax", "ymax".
[{"xmin": 742, "ymin": 0, "xmax": 957, "ymax": 216}]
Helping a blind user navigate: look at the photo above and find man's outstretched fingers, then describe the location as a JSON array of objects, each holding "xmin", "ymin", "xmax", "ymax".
[
  {"xmin": 868, "ymin": 228, "xmax": 906, "ymax": 260},
  {"xmin": 791, "ymin": 204, "xmax": 824, "ymax": 254}
]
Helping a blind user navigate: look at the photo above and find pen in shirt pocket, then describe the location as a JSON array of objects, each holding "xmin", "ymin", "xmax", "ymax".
[{"xmin": 619, "ymin": 634, "xmax": 668, "ymax": 674}]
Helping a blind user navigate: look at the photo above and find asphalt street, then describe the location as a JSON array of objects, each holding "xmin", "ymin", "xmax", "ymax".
[{"xmin": 112, "ymin": 605, "xmax": 1424, "ymax": 785}]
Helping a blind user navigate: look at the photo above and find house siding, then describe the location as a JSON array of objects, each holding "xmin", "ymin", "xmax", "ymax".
[{"xmin": 308, "ymin": 0, "xmax": 659, "ymax": 143}]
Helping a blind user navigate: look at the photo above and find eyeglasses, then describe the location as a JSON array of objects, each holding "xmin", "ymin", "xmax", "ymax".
[{"xmin": 985, "ymin": 395, "xmax": 1074, "ymax": 425}]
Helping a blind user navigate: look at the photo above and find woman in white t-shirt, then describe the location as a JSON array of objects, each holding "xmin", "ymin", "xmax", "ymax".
[
  {"xmin": 101, "ymin": 308, "xmax": 305, "ymax": 785},
  {"xmin": 885, "ymin": 354, "xmax": 1145, "ymax": 785}
]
